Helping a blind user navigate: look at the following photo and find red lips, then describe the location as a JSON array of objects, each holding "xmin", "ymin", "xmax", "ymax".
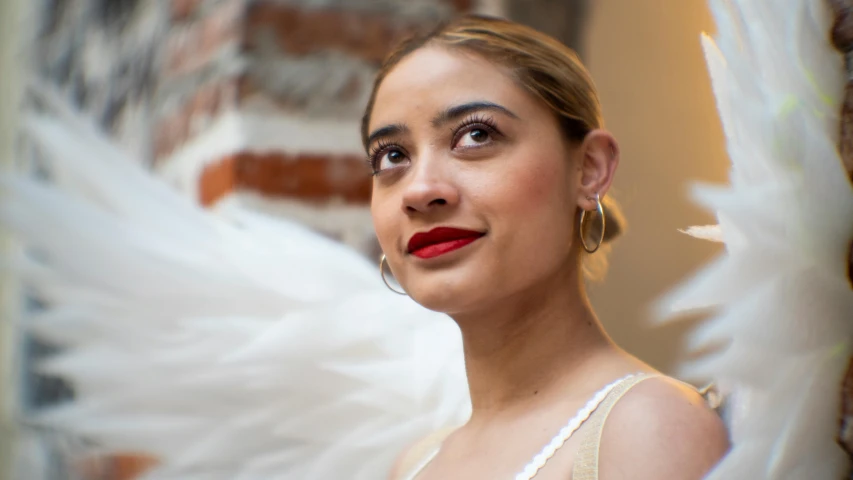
[{"xmin": 407, "ymin": 227, "xmax": 485, "ymax": 259}]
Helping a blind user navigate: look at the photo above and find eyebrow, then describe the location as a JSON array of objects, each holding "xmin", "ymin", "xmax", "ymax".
[
  {"xmin": 431, "ymin": 101, "xmax": 519, "ymax": 128},
  {"xmin": 365, "ymin": 123, "xmax": 409, "ymax": 149},
  {"xmin": 365, "ymin": 101, "xmax": 518, "ymax": 149}
]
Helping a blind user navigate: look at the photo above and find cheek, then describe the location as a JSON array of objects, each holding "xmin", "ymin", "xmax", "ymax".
[
  {"xmin": 370, "ymin": 190, "xmax": 397, "ymax": 254},
  {"xmin": 485, "ymin": 150, "xmax": 575, "ymax": 226},
  {"xmin": 473, "ymin": 147, "xmax": 578, "ymax": 270}
]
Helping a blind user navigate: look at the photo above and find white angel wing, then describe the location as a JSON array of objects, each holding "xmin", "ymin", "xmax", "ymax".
[
  {"xmin": 659, "ymin": 0, "xmax": 853, "ymax": 478},
  {"xmin": 3, "ymin": 85, "xmax": 470, "ymax": 479}
]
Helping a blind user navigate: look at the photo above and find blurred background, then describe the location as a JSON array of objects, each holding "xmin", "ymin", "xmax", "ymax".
[{"xmin": 0, "ymin": 0, "xmax": 728, "ymax": 478}]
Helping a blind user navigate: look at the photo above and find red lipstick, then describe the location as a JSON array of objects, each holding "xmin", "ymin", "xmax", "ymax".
[{"xmin": 407, "ymin": 227, "xmax": 485, "ymax": 259}]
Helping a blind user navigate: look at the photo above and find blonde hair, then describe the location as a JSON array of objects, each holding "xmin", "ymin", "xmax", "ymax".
[{"xmin": 362, "ymin": 15, "xmax": 625, "ymax": 275}]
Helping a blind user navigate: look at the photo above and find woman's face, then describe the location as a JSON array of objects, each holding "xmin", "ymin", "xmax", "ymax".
[{"xmin": 367, "ymin": 46, "xmax": 587, "ymax": 314}]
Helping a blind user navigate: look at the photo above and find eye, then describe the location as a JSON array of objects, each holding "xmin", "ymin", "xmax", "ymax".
[
  {"xmin": 455, "ymin": 127, "xmax": 491, "ymax": 148},
  {"xmin": 451, "ymin": 115, "xmax": 501, "ymax": 151},
  {"xmin": 371, "ymin": 145, "xmax": 410, "ymax": 174}
]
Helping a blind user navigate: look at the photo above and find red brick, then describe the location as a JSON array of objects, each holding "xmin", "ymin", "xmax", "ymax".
[
  {"xmin": 171, "ymin": 0, "xmax": 203, "ymax": 21},
  {"xmin": 445, "ymin": 0, "xmax": 475, "ymax": 11},
  {"xmin": 74, "ymin": 453, "xmax": 157, "ymax": 480},
  {"xmin": 110, "ymin": 455, "xmax": 158, "ymax": 480},
  {"xmin": 199, "ymin": 156, "xmax": 238, "ymax": 207},
  {"xmin": 164, "ymin": 0, "xmax": 243, "ymax": 77},
  {"xmin": 199, "ymin": 152, "xmax": 373, "ymax": 206},
  {"xmin": 244, "ymin": 3, "xmax": 424, "ymax": 64}
]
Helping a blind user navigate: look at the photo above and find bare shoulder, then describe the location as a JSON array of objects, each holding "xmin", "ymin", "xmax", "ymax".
[{"xmin": 598, "ymin": 375, "xmax": 730, "ymax": 480}]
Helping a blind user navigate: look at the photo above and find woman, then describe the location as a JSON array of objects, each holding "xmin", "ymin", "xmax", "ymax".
[
  {"xmin": 4, "ymin": 2, "xmax": 845, "ymax": 478},
  {"xmin": 362, "ymin": 15, "xmax": 729, "ymax": 480}
]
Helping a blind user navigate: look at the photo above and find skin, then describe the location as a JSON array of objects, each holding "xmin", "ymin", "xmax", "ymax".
[{"xmin": 367, "ymin": 46, "xmax": 729, "ymax": 479}]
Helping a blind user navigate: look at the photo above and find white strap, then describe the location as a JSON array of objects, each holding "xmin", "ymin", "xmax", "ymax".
[
  {"xmin": 403, "ymin": 374, "xmax": 639, "ymax": 480},
  {"xmin": 572, "ymin": 374, "xmax": 659, "ymax": 480},
  {"xmin": 514, "ymin": 374, "xmax": 637, "ymax": 480}
]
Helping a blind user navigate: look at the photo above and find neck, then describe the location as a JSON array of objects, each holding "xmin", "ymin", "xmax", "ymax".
[{"xmin": 450, "ymin": 261, "xmax": 615, "ymax": 422}]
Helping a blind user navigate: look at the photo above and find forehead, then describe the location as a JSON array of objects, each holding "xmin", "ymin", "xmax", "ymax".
[{"xmin": 369, "ymin": 46, "xmax": 533, "ymax": 131}]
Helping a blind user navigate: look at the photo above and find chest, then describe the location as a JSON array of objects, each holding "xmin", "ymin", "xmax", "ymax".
[
  {"xmin": 407, "ymin": 375, "xmax": 644, "ymax": 480},
  {"xmin": 414, "ymin": 420, "xmax": 593, "ymax": 480}
]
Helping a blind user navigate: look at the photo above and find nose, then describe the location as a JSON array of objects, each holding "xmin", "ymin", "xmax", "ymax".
[{"xmin": 400, "ymin": 156, "xmax": 459, "ymax": 215}]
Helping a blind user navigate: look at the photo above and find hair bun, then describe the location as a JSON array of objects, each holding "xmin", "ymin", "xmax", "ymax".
[{"xmin": 601, "ymin": 196, "xmax": 625, "ymax": 244}]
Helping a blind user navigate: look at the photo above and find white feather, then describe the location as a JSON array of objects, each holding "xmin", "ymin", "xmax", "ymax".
[
  {"xmin": 659, "ymin": 0, "xmax": 853, "ymax": 477},
  {"xmin": 3, "ymin": 85, "xmax": 470, "ymax": 479}
]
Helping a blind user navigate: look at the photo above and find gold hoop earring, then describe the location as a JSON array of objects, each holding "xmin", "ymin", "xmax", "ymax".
[
  {"xmin": 579, "ymin": 193, "xmax": 606, "ymax": 254},
  {"xmin": 379, "ymin": 254, "xmax": 407, "ymax": 295}
]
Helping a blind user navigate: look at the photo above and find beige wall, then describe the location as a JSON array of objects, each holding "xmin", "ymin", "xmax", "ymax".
[{"xmin": 584, "ymin": 1, "xmax": 729, "ymax": 372}]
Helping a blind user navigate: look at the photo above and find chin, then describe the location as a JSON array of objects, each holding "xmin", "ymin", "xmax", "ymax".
[
  {"xmin": 404, "ymin": 273, "xmax": 487, "ymax": 315},
  {"xmin": 408, "ymin": 290, "xmax": 463, "ymax": 314}
]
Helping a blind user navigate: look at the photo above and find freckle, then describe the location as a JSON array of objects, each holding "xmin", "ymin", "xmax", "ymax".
[{"xmin": 534, "ymin": 390, "xmax": 539, "ymax": 395}]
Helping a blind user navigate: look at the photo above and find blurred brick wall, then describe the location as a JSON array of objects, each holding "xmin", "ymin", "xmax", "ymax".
[
  {"xmin": 154, "ymin": 0, "xmax": 476, "ymax": 254},
  {"xmin": 34, "ymin": 0, "xmax": 170, "ymax": 161},
  {"xmin": 155, "ymin": 0, "xmax": 593, "ymax": 254},
  {"xmin": 32, "ymin": 0, "xmax": 591, "ymax": 256}
]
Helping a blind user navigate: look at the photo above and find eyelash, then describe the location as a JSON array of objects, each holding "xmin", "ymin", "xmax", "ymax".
[
  {"xmin": 366, "ymin": 139, "xmax": 397, "ymax": 175},
  {"xmin": 452, "ymin": 114, "xmax": 500, "ymax": 145},
  {"xmin": 367, "ymin": 114, "xmax": 502, "ymax": 175}
]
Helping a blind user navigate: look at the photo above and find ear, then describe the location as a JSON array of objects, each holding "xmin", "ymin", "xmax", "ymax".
[{"xmin": 577, "ymin": 129, "xmax": 619, "ymax": 210}]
